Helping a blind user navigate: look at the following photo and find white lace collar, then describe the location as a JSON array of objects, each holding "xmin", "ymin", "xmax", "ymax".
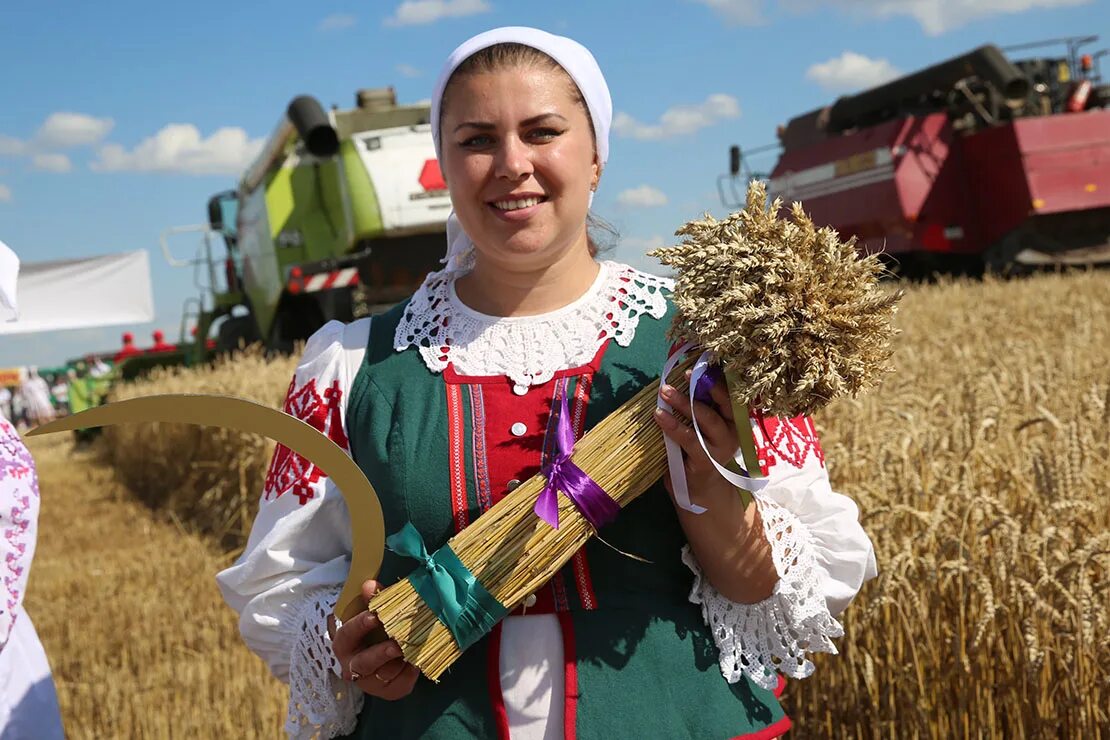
[{"xmin": 394, "ymin": 260, "xmax": 672, "ymax": 388}]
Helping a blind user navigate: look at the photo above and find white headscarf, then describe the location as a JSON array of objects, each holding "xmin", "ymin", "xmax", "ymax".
[
  {"xmin": 430, "ymin": 26, "xmax": 613, "ymax": 271},
  {"xmin": 0, "ymin": 240, "xmax": 18, "ymax": 322}
]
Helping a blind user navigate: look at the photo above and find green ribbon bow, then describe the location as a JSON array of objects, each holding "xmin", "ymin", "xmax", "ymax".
[{"xmin": 386, "ymin": 522, "xmax": 508, "ymax": 651}]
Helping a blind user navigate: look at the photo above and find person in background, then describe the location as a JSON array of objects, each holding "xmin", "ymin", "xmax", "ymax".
[
  {"xmin": 148, "ymin": 329, "xmax": 176, "ymax": 353},
  {"xmin": 87, "ymin": 355, "xmax": 111, "ymax": 379},
  {"xmin": 0, "ymin": 240, "xmax": 65, "ymax": 739},
  {"xmin": 114, "ymin": 332, "xmax": 141, "ymax": 364},
  {"xmin": 19, "ymin": 368, "xmax": 54, "ymax": 428},
  {"xmin": 48, "ymin": 376, "xmax": 68, "ymax": 417}
]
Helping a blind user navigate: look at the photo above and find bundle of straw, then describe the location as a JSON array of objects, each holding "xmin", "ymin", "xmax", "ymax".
[
  {"xmin": 368, "ymin": 180, "xmax": 899, "ymax": 680},
  {"xmin": 368, "ymin": 370, "xmax": 688, "ymax": 680}
]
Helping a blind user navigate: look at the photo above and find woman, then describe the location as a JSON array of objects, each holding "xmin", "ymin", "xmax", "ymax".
[
  {"xmin": 217, "ymin": 27, "xmax": 876, "ymax": 739},
  {"xmin": 0, "ymin": 241, "xmax": 65, "ymax": 740}
]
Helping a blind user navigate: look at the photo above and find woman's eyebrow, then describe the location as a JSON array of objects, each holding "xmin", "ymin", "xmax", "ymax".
[{"xmin": 453, "ymin": 112, "xmax": 568, "ymax": 133}]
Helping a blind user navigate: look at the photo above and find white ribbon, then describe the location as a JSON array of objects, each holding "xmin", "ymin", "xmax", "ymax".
[{"xmin": 657, "ymin": 343, "xmax": 769, "ymax": 515}]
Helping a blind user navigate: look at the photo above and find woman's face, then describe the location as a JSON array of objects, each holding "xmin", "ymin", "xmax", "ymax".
[{"xmin": 440, "ymin": 64, "xmax": 599, "ymax": 270}]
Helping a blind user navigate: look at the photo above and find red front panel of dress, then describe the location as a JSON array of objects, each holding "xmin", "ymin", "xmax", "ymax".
[{"xmin": 443, "ymin": 344, "xmax": 605, "ymax": 616}]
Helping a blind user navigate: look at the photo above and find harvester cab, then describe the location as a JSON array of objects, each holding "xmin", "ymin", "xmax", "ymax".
[
  {"xmin": 162, "ymin": 87, "xmax": 451, "ymax": 359},
  {"xmin": 721, "ymin": 35, "xmax": 1110, "ymax": 276}
]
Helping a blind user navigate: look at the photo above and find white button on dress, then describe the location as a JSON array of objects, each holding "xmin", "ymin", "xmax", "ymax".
[
  {"xmin": 510, "ymin": 422, "xmax": 527, "ymax": 437},
  {"xmin": 522, "ymin": 593, "xmax": 538, "ymax": 608},
  {"xmin": 512, "ymin": 383, "xmax": 529, "ymax": 396}
]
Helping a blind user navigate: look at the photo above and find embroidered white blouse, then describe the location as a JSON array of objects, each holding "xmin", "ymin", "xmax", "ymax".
[
  {"xmin": 1, "ymin": 417, "xmax": 65, "ymax": 739},
  {"xmin": 216, "ymin": 261, "xmax": 878, "ymax": 739}
]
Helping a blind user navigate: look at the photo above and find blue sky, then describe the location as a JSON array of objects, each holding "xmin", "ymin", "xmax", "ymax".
[{"xmin": 1, "ymin": 0, "xmax": 1105, "ymax": 367}]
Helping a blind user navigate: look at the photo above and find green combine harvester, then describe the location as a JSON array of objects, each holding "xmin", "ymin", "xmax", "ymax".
[{"xmin": 162, "ymin": 87, "xmax": 452, "ymax": 359}]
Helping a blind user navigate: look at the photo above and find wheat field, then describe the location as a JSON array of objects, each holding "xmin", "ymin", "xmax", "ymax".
[{"xmin": 23, "ymin": 269, "xmax": 1110, "ymax": 738}]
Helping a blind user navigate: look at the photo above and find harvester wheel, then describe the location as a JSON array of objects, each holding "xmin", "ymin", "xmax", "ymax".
[{"xmin": 216, "ymin": 316, "xmax": 261, "ymax": 354}]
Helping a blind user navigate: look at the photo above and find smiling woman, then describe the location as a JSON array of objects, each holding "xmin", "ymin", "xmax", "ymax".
[{"xmin": 216, "ymin": 25, "xmax": 875, "ymax": 740}]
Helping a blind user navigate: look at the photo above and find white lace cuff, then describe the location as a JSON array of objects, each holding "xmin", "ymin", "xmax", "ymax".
[
  {"xmin": 284, "ymin": 587, "xmax": 363, "ymax": 739},
  {"xmin": 683, "ymin": 498, "xmax": 844, "ymax": 692}
]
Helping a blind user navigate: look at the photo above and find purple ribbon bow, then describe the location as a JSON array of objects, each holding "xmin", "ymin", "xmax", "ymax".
[{"xmin": 533, "ymin": 392, "xmax": 621, "ymax": 530}]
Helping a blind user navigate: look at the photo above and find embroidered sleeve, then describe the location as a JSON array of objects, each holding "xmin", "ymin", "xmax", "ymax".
[
  {"xmin": 684, "ymin": 415, "xmax": 877, "ymax": 690},
  {"xmin": 216, "ymin": 320, "xmax": 366, "ymax": 738},
  {"xmin": 1, "ymin": 417, "xmax": 39, "ymax": 651}
]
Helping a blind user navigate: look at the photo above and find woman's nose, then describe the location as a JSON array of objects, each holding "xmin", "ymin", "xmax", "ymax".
[{"xmin": 494, "ymin": 136, "xmax": 532, "ymax": 181}]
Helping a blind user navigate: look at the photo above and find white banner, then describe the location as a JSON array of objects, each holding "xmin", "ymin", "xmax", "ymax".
[{"xmin": 0, "ymin": 250, "xmax": 155, "ymax": 336}]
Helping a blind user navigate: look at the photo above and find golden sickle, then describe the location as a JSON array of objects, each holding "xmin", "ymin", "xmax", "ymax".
[{"xmin": 28, "ymin": 395, "xmax": 384, "ymax": 623}]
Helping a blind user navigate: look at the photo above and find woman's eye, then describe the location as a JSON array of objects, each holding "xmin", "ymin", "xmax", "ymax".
[
  {"xmin": 529, "ymin": 128, "xmax": 562, "ymax": 141},
  {"xmin": 460, "ymin": 135, "xmax": 493, "ymax": 148}
]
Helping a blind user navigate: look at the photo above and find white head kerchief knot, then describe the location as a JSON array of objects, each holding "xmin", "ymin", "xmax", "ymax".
[
  {"xmin": 430, "ymin": 26, "xmax": 612, "ymax": 272},
  {"xmin": 0, "ymin": 240, "xmax": 19, "ymax": 322}
]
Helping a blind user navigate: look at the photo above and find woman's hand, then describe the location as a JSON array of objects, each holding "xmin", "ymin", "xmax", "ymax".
[
  {"xmin": 330, "ymin": 580, "xmax": 419, "ymax": 701},
  {"xmin": 652, "ymin": 371, "xmax": 779, "ymax": 604},
  {"xmin": 653, "ymin": 369, "xmax": 749, "ymax": 509}
]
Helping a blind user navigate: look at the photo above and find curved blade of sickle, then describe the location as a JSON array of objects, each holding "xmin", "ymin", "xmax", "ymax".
[{"xmin": 28, "ymin": 394, "xmax": 383, "ymax": 623}]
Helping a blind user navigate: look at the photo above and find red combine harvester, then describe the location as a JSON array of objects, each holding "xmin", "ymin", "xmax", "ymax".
[{"xmin": 723, "ymin": 37, "xmax": 1110, "ymax": 276}]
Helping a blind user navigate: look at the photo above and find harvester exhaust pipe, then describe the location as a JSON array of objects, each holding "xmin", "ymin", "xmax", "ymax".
[
  {"xmin": 287, "ymin": 96, "xmax": 340, "ymax": 158},
  {"xmin": 242, "ymin": 95, "xmax": 340, "ymax": 192},
  {"xmin": 826, "ymin": 45, "xmax": 1030, "ymax": 133}
]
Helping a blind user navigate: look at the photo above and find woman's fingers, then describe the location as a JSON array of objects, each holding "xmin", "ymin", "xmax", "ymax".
[
  {"xmin": 371, "ymin": 663, "xmax": 420, "ymax": 701},
  {"xmin": 704, "ymin": 375, "xmax": 736, "ymax": 423},
  {"xmin": 347, "ymin": 638, "xmax": 404, "ymax": 681},
  {"xmin": 332, "ymin": 609, "xmax": 380, "ymax": 668},
  {"xmin": 361, "ymin": 579, "xmax": 382, "ymax": 601},
  {"xmin": 659, "ymin": 385, "xmax": 738, "ymax": 466},
  {"xmin": 654, "ymin": 407, "xmax": 710, "ymax": 472}
]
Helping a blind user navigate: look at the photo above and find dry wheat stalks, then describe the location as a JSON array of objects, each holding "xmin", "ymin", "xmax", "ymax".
[{"xmin": 650, "ymin": 180, "xmax": 900, "ymax": 417}]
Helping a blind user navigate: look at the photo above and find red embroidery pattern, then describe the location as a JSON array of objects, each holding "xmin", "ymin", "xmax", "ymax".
[
  {"xmin": 755, "ymin": 415, "xmax": 825, "ymax": 472},
  {"xmin": 262, "ymin": 376, "xmax": 349, "ymax": 505},
  {"xmin": 2, "ymin": 418, "xmax": 37, "ymax": 643}
]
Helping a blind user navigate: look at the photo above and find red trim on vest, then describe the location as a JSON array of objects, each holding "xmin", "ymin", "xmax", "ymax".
[
  {"xmin": 445, "ymin": 383, "xmax": 470, "ymax": 532},
  {"xmin": 486, "ymin": 624, "xmax": 511, "ymax": 740},
  {"xmin": 568, "ymin": 375, "xmax": 598, "ymax": 611},
  {"xmin": 467, "ymin": 384, "xmax": 494, "ymax": 512},
  {"xmin": 558, "ymin": 612, "xmax": 579, "ymax": 740},
  {"xmin": 774, "ymin": 675, "xmax": 786, "ymax": 698},
  {"xmin": 730, "ymin": 715, "xmax": 792, "ymax": 740}
]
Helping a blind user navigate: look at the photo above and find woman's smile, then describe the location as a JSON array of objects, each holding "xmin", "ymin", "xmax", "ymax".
[{"xmin": 487, "ymin": 193, "xmax": 549, "ymax": 221}]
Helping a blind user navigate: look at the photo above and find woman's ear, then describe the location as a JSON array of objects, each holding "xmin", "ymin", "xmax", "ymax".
[{"xmin": 591, "ymin": 160, "xmax": 602, "ymax": 192}]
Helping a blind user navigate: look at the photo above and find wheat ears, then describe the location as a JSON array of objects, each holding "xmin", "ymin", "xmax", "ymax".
[{"xmin": 650, "ymin": 180, "xmax": 901, "ymax": 417}]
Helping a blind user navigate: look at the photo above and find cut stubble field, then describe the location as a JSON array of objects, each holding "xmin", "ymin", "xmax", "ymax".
[{"xmin": 24, "ymin": 269, "xmax": 1110, "ymax": 738}]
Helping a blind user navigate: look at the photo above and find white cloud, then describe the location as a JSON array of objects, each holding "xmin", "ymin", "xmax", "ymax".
[
  {"xmin": 318, "ymin": 13, "xmax": 357, "ymax": 31},
  {"xmin": 621, "ymin": 235, "xmax": 667, "ymax": 251},
  {"xmin": 617, "ymin": 185, "xmax": 669, "ymax": 208},
  {"xmin": 396, "ymin": 63, "xmax": 422, "ymax": 78},
  {"xmin": 0, "ymin": 112, "xmax": 114, "ymax": 165},
  {"xmin": 690, "ymin": 0, "xmax": 765, "ymax": 24},
  {"xmin": 614, "ymin": 94, "xmax": 740, "ymax": 141},
  {"xmin": 35, "ymin": 112, "xmax": 114, "ymax": 149},
  {"xmin": 0, "ymin": 135, "xmax": 26, "ymax": 156},
  {"xmin": 32, "ymin": 153, "xmax": 73, "ymax": 172},
  {"xmin": 385, "ymin": 0, "xmax": 491, "ymax": 26},
  {"xmin": 91, "ymin": 124, "xmax": 265, "ymax": 176},
  {"xmin": 784, "ymin": 0, "xmax": 1090, "ymax": 34},
  {"xmin": 806, "ymin": 51, "xmax": 901, "ymax": 92},
  {"xmin": 0, "ymin": 184, "xmax": 10, "ymax": 202}
]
